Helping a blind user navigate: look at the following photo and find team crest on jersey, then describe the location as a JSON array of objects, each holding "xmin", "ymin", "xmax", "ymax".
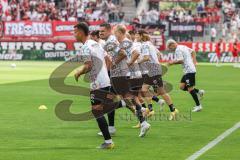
[
  {"xmin": 104, "ymin": 42, "xmax": 118, "ymax": 52},
  {"xmin": 120, "ymin": 40, "xmax": 132, "ymax": 50}
]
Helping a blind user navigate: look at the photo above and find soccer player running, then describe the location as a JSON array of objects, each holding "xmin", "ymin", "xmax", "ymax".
[
  {"xmin": 113, "ymin": 24, "xmax": 151, "ymax": 137},
  {"xmin": 89, "ymin": 27, "xmax": 118, "ymax": 136},
  {"xmin": 97, "ymin": 23, "xmax": 134, "ymax": 136},
  {"xmin": 100, "ymin": 23, "xmax": 150, "ymax": 137},
  {"xmin": 138, "ymin": 31, "xmax": 179, "ymax": 120},
  {"xmin": 130, "ymin": 30, "xmax": 165, "ymax": 113},
  {"xmin": 166, "ymin": 39, "xmax": 205, "ymax": 112},
  {"xmin": 74, "ymin": 22, "xmax": 115, "ymax": 149}
]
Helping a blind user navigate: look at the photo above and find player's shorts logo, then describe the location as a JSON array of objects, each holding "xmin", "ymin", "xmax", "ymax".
[{"xmin": 153, "ymin": 80, "xmax": 157, "ymax": 84}]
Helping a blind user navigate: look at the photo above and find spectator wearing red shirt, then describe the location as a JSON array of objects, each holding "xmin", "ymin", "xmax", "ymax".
[
  {"xmin": 215, "ymin": 38, "xmax": 223, "ymax": 66},
  {"xmin": 232, "ymin": 39, "xmax": 239, "ymax": 67}
]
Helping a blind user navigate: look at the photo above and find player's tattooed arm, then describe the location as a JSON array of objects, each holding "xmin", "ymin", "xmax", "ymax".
[
  {"xmin": 113, "ymin": 49, "xmax": 127, "ymax": 66},
  {"xmin": 128, "ymin": 50, "xmax": 140, "ymax": 66},
  {"xmin": 191, "ymin": 51, "xmax": 197, "ymax": 66},
  {"xmin": 74, "ymin": 61, "xmax": 92, "ymax": 82}
]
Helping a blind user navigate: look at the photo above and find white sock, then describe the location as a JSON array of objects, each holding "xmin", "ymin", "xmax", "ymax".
[
  {"xmin": 141, "ymin": 121, "xmax": 147, "ymax": 125},
  {"xmin": 121, "ymin": 100, "xmax": 126, "ymax": 107},
  {"xmin": 141, "ymin": 107, "xmax": 146, "ymax": 112},
  {"xmin": 105, "ymin": 139, "xmax": 113, "ymax": 144},
  {"xmin": 109, "ymin": 126, "xmax": 115, "ymax": 130}
]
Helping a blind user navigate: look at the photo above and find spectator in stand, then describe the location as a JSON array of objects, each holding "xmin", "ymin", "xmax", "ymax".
[
  {"xmin": 1, "ymin": 0, "xmax": 124, "ymax": 23},
  {"xmin": 139, "ymin": 10, "xmax": 147, "ymax": 24},
  {"xmin": 118, "ymin": 8, "xmax": 125, "ymax": 22},
  {"xmin": 230, "ymin": 16, "xmax": 238, "ymax": 33},
  {"xmin": 107, "ymin": 0, "xmax": 117, "ymax": 22},
  {"xmin": 210, "ymin": 26, "xmax": 217, "ymax": 42},
  {"xmin": 222, "ymin": 23, "xmax": 227, "ymax": 39},
  {"xmin": 197, "ymin": 0, "xmax": 204, "ymax": 14},
  {"xmin": 148, "ymin": 9, "xmax": 159, "ymax": 24},
  {"xmin": 222, "ymin": 0, "xmax": 236, "ymax": 23},
  {"xmin": 135, "ymin": 0, "xmax": 140, "ymax": 8}
]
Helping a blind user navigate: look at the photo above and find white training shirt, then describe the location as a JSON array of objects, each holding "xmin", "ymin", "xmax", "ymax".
[
  {"xmin": 120, "ymin": 38, "xmax": 142, "ymax": 79},
  {"xmin": 81, "ymin": 39, "xmax": 111, "ymax": 90},
  {"xmin": 135, "ymin": 41, "xmax": 149, "ymax": 75},
  {"xmin": 175, "ymin": 45, "xmax": 196, "ymax": 74},
  {"xmin": 141, "ymin": 41, "xmax": 162, "ymax": 77},
  {"xmin": 98, "ymin": 39, "xmax": 106, "ymax": 49},
  {"xmin": 104, "ymin": 35, "xmax": 130, "ymax": 77}
]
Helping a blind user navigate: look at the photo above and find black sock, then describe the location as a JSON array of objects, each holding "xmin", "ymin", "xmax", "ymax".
[
  {"xmin": 194, "ymin": 88, "xmax": 199, "ymax": 93},
  {"xmin": 135, "ymin": 104, "xmax": 145, "ymax": 123},
  {"xmin": 152, "ymin": 96, "xmax": 159, "ymax": 102},
  {"xmin": 142, "ymin": 103, "xmax": 146, "ymax": 108},
  {"xmin": 96, "ymin": 116, "xmax": 111, "ymax": 140},
  {"xmin": 182, "ymin": 86, "xmax": 188, "ymax": 91},
  {"xmin": 148, "ymin": 104, "xmax": 153, "ymax": 111},
  {"xmin": 117, "ymin": 101, "xmax": 122, "ymax": 108},
  {"xmin": 168, "ymin": 104, "xmax": 175, "ymax": 112},
  {"xmin": 107, "ymin": 110, "xmax": 115, "ymax": 127},
  {"xmin": 190, "ymin": 90, "xmax": 200, "ymax": 106}
]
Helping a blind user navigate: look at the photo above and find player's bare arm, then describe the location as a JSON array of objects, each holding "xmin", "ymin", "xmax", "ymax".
[
  {"xmin": 168, "ymin": 59, "xmax": 184, "ymax": 66},
  {"xmin": 191, "ymin": 51, "xmax": 197, "ymax": 66},
  {"xmin": 104, "ymin": 55, "xmax": 112, "ymax": 70},
  {"xmin": 113, "ymin": 49, "xmax": 127, "ymax": 66},
  {"xmin": 75, "ymin": 61, "xmax": 92, "ymax": 82},
  {"xmin": 128, "ymin": 50, "xmax": 140, "ymax": 66}
]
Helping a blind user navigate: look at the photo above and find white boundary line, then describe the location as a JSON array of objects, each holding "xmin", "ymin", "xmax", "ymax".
[{"xmin": 186, "ymin": 121, "xmax": 240, "ymax": 160}]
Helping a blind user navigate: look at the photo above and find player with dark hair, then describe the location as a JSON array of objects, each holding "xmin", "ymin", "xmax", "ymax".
[
  {"xmin": 74, "ymin": 22, "xmax": 115, "ymax": 149},
  {"xmin": 90, "ymin": 30, "xmax": 106, "ymax": 49},
  {"xmin": 166, "ymin": 39, "xmax": 205, "ymax": 112}
]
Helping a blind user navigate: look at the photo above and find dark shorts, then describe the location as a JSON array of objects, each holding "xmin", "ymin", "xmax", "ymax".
[
  {"xmin": 181, "ymin": 73, "xmax": 196, "ymax": 87},
  {"xmin": 90, "ymin": 86, "xmax": 113, "ymax": 105},
  {"xmin": 90, "ymin": 86, "xmax": 118, "ymax": 118},
  {"xmin": 129, "ymin": 77, "xmax": 144, "ymax": 96},
  {"xmin": 111, "ymin": 76, "xmax": 130, "ymax": 96},
  {"xmin": 143, "ymin": 74, "xmax": 163, "ymax": 88}
]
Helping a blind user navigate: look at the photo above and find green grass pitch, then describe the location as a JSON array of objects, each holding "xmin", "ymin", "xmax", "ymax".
[{"xmin": 0, "ymin": 61, "xmax": 239, "ymax": 160}]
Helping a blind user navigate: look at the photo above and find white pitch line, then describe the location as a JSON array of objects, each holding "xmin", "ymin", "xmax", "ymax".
[{"xmin": 186, "ymin": 121, "xmax": 240, "ymax": 160}]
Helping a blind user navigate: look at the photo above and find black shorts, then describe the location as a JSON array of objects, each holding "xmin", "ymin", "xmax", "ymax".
[
  {"xmin": 129, "ymin": 77, "xmax": 144, "ymax": 96},
  {"xmin": 90, "ymin": 86, "xmax": 119, "ymax": 118},
  {"xmin": 180, "ymin": 73, "xmax": 196, "ymax": 87},
  {"xmin": 111, "ymin": 76, "xmax": 130, "ymax": 96},
  {"xmin": 90, "ymin": 87, "xmax": 113, "ymax": 105},
  {"xmin": 143, "ymin": 74, "xmax": 163, "ymax": 88}
]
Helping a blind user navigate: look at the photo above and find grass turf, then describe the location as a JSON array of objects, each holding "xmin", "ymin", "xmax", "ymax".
[{"xmin": 0, "ymin": 61, "xmax": 239, "ymax": 160}]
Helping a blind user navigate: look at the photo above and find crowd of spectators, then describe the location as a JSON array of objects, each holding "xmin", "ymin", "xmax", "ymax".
[
  {"xmin": 136, "ymin": 0, "xmax": 223, "ymax": 25},
  {"xmin": 0, "ymin": 0, "xmax": 125, "ymax": 22},
  {"xmin": 136, "ymin": 0, "xmax": 239, "ymax": 25}
]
